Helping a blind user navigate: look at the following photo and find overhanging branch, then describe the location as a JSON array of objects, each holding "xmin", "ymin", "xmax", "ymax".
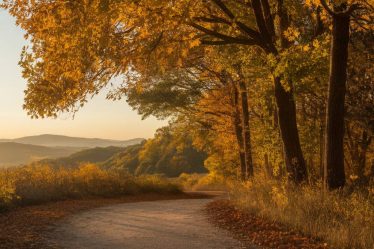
[{"xmin": 190, "ymin": 22, "xmax": 257, "ymax": 45}]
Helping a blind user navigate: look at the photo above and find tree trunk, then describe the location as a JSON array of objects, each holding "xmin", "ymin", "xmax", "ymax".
[
  {"xmin": 238, "ymin": 80, "xmax": 254, "ymax": 177},
  {"xmin": 264, "ymin": 153, "xmax": 273, "ymax": 178},
  {"xmin": 319, "ymin": 120, "xmax": 325, "ymax": 180},
  {"xmin": 274, "ymin": 77, "xmax": 307, "ymax": 184},
  {"xmin": 230, "ymin": 82, "xmax": 247, "ymax": 180},
  {"xmin": 324, "ymin": 13, "xmax": 350, "ymax": 190}
]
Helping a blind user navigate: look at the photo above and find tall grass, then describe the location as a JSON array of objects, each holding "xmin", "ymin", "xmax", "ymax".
[
  {"xmin": 0, "ymin": 164, "xmax": 181, "ymax": 210},
  {"xmin": 178, "ymin": 173, "xmax": 229, "ymax": 191},
  {"xmin": 230, "ymin": 177, "xmax": 374, "ymax": 249}
]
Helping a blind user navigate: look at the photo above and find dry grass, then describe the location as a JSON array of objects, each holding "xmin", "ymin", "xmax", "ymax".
[
  {"xmin": 206, "ymin": 200, "xmax": 328, "ymax": 249},
  {"xmin": 0, "ymin": 163, "xmax": 181, "ymax": 210},
  {"xmin": 177, "ymin": 173, "xmax": 229, "ymax": 191},
  {"xmin": 229, "ymin": 177, "xmax": 374, "ymax": 249}
]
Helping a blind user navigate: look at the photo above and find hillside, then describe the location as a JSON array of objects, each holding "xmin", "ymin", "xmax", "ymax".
[
  {"xmin": 39, "ymin": 136, "xmax": 207, "ymax": 177},
  {"xmin": 101, "ymin": 143, "xmax": 144, "ymax": 173},
  {"xmin": 39, "ymin": 146, "xmax": 126, "ymax": 168},
  {"xmin": 0, "ymin": 142, "xmax": 82, "ymax": 166},
  {"xmin": 102, "ymin": 128, "xmax": 208, "ymax": 177},
  {"xmin": 0, "ymin": 134, "xmax": 144, "ymax": 148}
]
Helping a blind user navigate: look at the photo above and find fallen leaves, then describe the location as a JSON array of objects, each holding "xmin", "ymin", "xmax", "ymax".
[{"xmin": 205, "ymin": 200, "xmax": 330, "ymax": 249}]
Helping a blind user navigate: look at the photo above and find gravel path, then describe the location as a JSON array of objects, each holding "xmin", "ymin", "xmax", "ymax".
[{"xmin": 47, "ymin": 198, "xmax": 255, "ymax": 249}]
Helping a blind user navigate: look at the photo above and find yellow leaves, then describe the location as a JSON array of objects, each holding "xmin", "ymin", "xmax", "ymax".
[
  {"xmin": 181, "ymin": 48, "xmax": 189, "ymax": 58},
  {"xmin": 271, "ymin": 186, "xmax": 288, "ymax": 209},
  {"xmin": 136, "ymin": 83, "xmax": 144, "ymax": 94},
  {"xmin": 188, "ymin": 39, "xmax": 201, "ymax": 48},
  {"xmin": 302, "ymin": 45, "xmax": 310, "ymax": 52},
  {"xmin": 177, "ymin": 58, "xmax": 183, "ymax": 67},
  {"xmin": 312, "ymin": 40, "xmax": 320, "ymax": 48},
  {"xmin": 283, "ymin": 27, "xmax": 300, "ymax": 42},
  {"xmin": 349, "ymin": 174, "xmax": 359, "ymax": 181},
  {"xmin": 0, "ymin": 173, "xmax": 18, "ymax": 205},
  {"xmin": 166, "ymin": 47, "xmax": 174, "ymax": 54},
  {"xmin": 304, "ymin": 0, "xmax": 314, "ymax": 7}
]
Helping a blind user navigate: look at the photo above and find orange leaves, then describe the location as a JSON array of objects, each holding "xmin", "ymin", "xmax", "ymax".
[
  {"xmin": 206, "ymin": 200, "xmax": 330, "ymax": 249},
  {"xmin": 188, "ymin": 38, "xmax": 201, "ymax": 48}
]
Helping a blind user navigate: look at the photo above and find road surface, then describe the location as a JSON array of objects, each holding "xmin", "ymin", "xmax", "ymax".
[{"xmin": 47, "ymin": 198, "xmax": 256, "ymax": 249}]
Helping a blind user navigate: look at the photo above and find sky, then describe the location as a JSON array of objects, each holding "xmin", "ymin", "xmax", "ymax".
[{"xmin": 0, "ymin": 10, "xmax": 167, "ymax": 140}]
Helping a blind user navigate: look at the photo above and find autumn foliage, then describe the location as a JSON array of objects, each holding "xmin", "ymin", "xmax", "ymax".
[{"xmin": 1, "ymin": 0, "xmax": 373, "ymax": 248}]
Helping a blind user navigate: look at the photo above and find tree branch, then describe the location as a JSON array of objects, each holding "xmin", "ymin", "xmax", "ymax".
[
  {"xmin": 320, "ymin": 0, "xmax": 363, "ymax": 17},
  {"xmin": 190, "ymin": 22, "xmax": 257, "ymax": 45},
  {"xmin": 201, "ymin": 39, "xmax": 255, "ymax": 45},
  {"xmin": 319, "ymin": 0, "xmax": 335, "ymax": 16},
  {"xmin": 261, "ymin": 0, "xmax": 276, "ymax": 38},
  {"xmin": 344, "ymin": 3, "xmax": 363, "ymax": 16},
  {"xmin": 210, "ymin": 0, "xmax": 263, "ymax": 43},
  {"xmin": 194, "ymin": 16, "xmax": 232, "ymax": 25},
  {"xmin": 211, "ymin": 0, "xmax": 235, "ymax": 19},
  {"xmin": 251, "ymin": 0, "xmax": 276, "ymax": 52}
]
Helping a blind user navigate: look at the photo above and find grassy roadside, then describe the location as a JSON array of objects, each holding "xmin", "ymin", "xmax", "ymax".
[
  {"xmin": 204, "ymin": 177, "xmax": 373, "ymax": 249},
  {"xmin": 0, "ymin": 164, "xmax": 181, "ymax": 211},
  {"xmin": 206, "ymin": 200, "xmax": 328, "ymax": 249},
  {"xmin": 0, "ymin": 192, "xmax": 209, "ymax": 249},
  {"xmin": 177, "ymin": 173, "xmax": 373, "ymax": 249},
  {"xmin": 0, "ymin": 166, "xmax": 212, "ymax": 249}
]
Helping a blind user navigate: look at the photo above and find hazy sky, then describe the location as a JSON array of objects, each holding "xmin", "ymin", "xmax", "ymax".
[{"xmin": 0, "ymin": 10, "xmax": 167, "ymax": 140}]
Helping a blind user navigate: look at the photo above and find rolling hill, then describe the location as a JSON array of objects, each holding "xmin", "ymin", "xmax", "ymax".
[
  {"xmin": 38, "ymin": 146, "xmax": 126, "ymax": 168},
  {"xmin": 0, "ymin": 134, "xmax": 144, "ymax": 148},
  {"xmin": 0, "ymin": 142, "xmax": 83, "ymax": 167},
  {"xmin": 0, "ymin": 135, "xmax": 145, "ymax": 167}
]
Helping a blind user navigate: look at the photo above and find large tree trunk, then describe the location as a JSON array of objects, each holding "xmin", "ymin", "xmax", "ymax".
[
  {"xmin": 324, "ymin": 13, "xmax": 350, "ymax": 190},
  {"xmin": 238, "ymin": 80, "xmax": 254, "ymax": 177},
  {"xmin": 231, "ymin": 82, "xmax": 247, "ymax": 180},
  {"xmin": 274, "ymin": 77, "xmax": 307, "ymax": 183}
]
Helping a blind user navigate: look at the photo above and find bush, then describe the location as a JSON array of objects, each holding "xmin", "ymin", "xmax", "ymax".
[
  {"xmin": 178, "ymin": 173, "xmax": 229, "ymax": 191},
  {"xmin": 230, "ymin": 177, "xmax": 374, "ymax": 249},
  {"xmin": 0, "ymin": 164, "xmax": 181, "ymax": 210}
]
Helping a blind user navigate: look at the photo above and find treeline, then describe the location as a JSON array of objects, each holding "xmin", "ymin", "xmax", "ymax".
[
  {"xmin": 2, "ymin": 0, "xmax": 373, "ymax": 189},
  {"xmin": 37, "ymin": 127, "xmax": 207, "ymax": 177},
  {"xmin": 102, "ymin": 125, "xmax": 207, "ymax": 177}
]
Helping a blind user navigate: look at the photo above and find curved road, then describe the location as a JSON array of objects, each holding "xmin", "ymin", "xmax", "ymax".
[{"xmin": 47, "ymin": 198, "xmax": 256, "ymax": 249}]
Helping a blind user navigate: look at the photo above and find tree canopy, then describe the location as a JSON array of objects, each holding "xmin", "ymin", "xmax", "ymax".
[{"xmin": 2, "ymin": 0, "xmax": 373, "ymax": 187}]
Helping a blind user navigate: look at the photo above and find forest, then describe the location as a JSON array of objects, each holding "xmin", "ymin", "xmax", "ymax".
[{"xmin": 0, "ymin": 0, "xmax": 373, "ymax": 248}]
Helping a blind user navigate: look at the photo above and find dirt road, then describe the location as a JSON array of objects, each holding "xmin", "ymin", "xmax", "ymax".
[{"xmin": 47, "ymin": 198, "xmax": 256, "ymax": 249}]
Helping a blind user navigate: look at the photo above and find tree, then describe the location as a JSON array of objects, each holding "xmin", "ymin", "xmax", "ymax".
[
  {"xmin": 188, "ymin": 0, "xmax": 308, "ymax": 183},
  {"xmin": 345, "ymin": 30, "xmax": 374, "ymax": 185},
  {"xmin": 319, "ymin": 0, "xmax": 371, "ymax": 189}
]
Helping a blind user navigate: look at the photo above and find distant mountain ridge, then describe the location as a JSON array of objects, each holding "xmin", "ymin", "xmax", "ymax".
[
  {"xmin": 0, "ymin": 134, "xmax": 144, "ymax": 148},
  {"xmin": 0, "ymin": 142, "xmax": 83, "ymax": 166}
]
